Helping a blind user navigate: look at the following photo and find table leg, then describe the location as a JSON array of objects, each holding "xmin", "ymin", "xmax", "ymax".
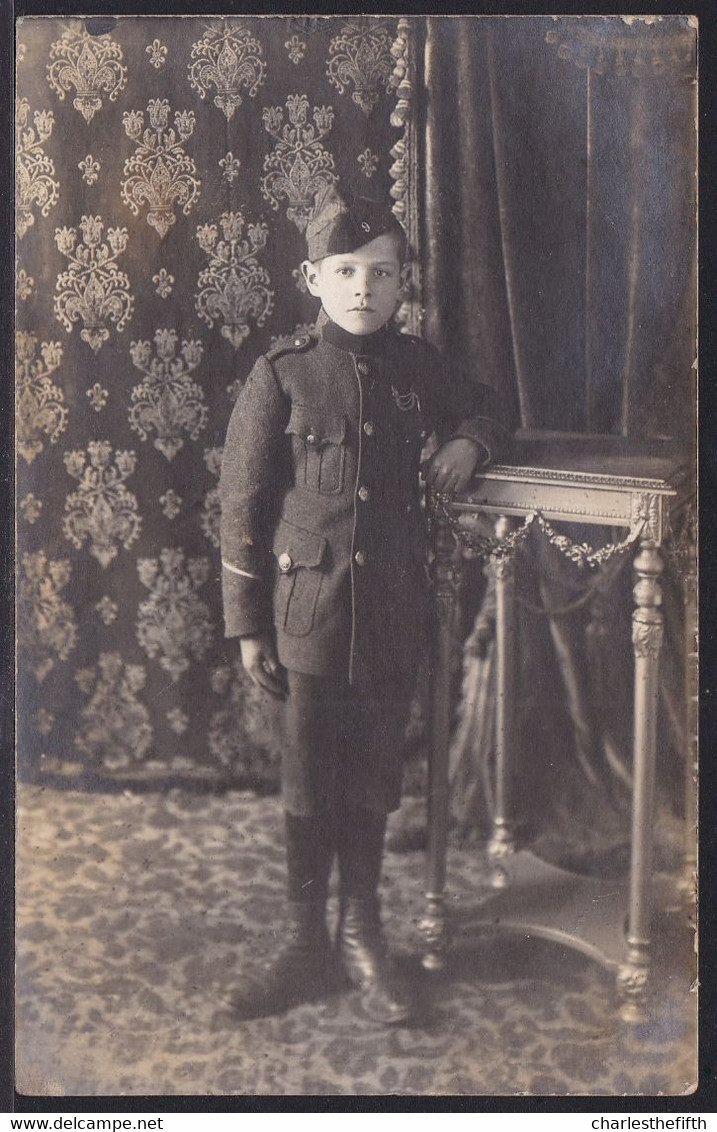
[
  {"xmin": 618, "ymin": 540, "xmax": 664, "ymax": 1023},
  {"xmin": 488, "ymin": 517, "xmax": 518, "ymax": 884},
  {"xmin": 422, "ymin": 515, "xmax": 459, "ymax": 970}
]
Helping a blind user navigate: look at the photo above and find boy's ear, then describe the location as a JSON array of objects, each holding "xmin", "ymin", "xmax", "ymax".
[{"xmin": 301, "ymin": 260, "xmax": 322, "ymax": 297}]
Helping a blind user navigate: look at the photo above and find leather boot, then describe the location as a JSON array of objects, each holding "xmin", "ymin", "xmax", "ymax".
[
  {"xmin": 336, "ymin": 896, "xmax": 412, "ymax": 1025},
  {"xmin": 231, "ymin": 901, "xmax": 334, "ymax": 1020}
]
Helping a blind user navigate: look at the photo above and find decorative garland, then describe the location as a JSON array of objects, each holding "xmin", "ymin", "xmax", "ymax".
[{"xmin": 427, "ymin": 491, "xmax": 646, "ymax": 570}]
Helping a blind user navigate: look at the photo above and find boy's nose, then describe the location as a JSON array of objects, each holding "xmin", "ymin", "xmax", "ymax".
[{"xmin": 355, "ymin": 273, "xmax": 372, "ymax": 295}]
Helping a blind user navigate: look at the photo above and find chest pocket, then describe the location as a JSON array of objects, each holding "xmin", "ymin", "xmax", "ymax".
[{"xmin": 285, "ymin": 403, "xmax": 347, "ymax": 495}]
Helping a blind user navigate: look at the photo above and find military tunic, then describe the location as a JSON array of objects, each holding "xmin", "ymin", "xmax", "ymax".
[{"xmin": 220, "ymin": 314, "xmax": 507, "ymax": 813}]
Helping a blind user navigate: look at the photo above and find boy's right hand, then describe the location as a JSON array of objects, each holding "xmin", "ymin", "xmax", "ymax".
[{"xmin": 240, "ymin": 633, "xmax": 287, "ymax": 699}]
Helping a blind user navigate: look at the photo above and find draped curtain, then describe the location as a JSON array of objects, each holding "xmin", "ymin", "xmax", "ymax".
[
  {"xmin": 421, "ymin": 16, "xmax": 697, "ymax": 840},
  {"xmin": 16, "ymin": 14, "xmax": 405, "ymax": 786}
]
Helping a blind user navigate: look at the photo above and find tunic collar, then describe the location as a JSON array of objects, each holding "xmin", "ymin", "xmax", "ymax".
[{"xmin": 319, "ymin": 311, "xmax": 393, "ymax": 356}]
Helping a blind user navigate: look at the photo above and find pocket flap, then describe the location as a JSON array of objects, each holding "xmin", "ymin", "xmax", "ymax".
[
  {"xmin": 272, "ymin": 518, "xmax": 327, "ymax": 570},
  {"xmin": 285, "ymin": 403, "xmax": 346, "ymax": 446}
]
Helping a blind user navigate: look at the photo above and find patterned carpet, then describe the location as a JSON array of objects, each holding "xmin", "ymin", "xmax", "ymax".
[{"xmin": 15, "ymin": 784, "xmax": 696, "ymax": 1098}]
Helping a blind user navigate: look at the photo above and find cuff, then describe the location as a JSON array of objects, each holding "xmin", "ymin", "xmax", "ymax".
[
  {"xmin": 451, "ymin": 416, "xmax": 509, "ymax": 467},
  {"xmin": 222, "ymin": 568, "xmax": 270, "ymax": 638}
]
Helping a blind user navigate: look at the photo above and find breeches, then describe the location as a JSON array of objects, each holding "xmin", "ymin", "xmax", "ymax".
[{"xmin": 282, "ymin": 667, "xmax": 415, "ymax": 817}]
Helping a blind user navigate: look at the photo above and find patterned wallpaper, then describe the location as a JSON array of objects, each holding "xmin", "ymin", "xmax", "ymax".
[{"xmin": 16, "ymin": 15, "xmax": 405, "ymax": 785}]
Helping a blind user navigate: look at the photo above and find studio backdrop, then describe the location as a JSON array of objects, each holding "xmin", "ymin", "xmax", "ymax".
[{"xmin": 16, "ymin": 15, "xmax": 412, "ymax": 786}]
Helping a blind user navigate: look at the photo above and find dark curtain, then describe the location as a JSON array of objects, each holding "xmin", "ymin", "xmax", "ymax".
[
  {"xmin": 16, "ymin": 15, "xmax": 404, "ymax": 787},
  {"xmin": 422, "ymin": 16, "xmax": 697, "ymax": 844}
]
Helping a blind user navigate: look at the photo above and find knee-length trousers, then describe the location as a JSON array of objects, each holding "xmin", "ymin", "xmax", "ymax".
[{"xmin": 282, "ymin": 667, "xmax": 416, "ymax": 817}]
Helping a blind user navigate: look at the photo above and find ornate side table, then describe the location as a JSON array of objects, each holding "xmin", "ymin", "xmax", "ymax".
[{"xmin": 423, "ymin": 430, "xmax": 694, "ymax": 1022}]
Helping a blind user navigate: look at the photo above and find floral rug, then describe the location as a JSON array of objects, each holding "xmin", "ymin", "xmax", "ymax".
[{"xmin": 15, "ymin": 785, "xmax": 696, "ymax": 1098}]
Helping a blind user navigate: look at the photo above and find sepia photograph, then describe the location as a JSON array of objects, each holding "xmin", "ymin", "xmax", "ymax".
[{"xmin": 14, "ymin": 12, "xmax": 698, "ymax": 1098}]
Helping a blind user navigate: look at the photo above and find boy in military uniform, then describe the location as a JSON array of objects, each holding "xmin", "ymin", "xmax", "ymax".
[{"xmin": 220, "ymin": 185, "xmax": 507, "ymax": 1024}]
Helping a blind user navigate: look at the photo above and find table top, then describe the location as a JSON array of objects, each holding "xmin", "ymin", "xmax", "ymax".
[{"xmin": 483, "ymin": 430, "xmax": 691, "ymax": 492}]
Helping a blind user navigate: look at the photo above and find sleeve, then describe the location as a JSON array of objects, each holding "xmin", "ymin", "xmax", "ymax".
[
  {"xmin": 219, "ymin": 356, "xmax": 288, "ymax": 638},
  {"xmin": 422, "ymin": 342, "xmax": 511, "ymax": 468}
]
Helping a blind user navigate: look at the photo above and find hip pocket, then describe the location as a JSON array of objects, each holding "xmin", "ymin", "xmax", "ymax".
[{"xmin": 272, "ymin": 517, "xmax": 327, "ymax": 637}]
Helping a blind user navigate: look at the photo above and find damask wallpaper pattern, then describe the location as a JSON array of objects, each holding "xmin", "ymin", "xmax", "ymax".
[{"xmin": 16, "ymin": 15, "xmax": 405, "ymax": 785}]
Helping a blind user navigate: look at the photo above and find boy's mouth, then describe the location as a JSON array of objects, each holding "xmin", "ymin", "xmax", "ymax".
[{"xmin": 350, "ymin": 306, "xmax": 375, "ymax": 313}]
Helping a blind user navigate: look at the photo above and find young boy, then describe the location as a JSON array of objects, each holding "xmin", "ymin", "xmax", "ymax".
[{"xmin": 220, "ymin": 185, "xmax": 507, "ymax": 1024}]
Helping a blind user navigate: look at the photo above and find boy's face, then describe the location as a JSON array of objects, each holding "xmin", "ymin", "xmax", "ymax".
[{"xmin": 301, "ymin": 233, "xmax": 406, "ymax": 337}]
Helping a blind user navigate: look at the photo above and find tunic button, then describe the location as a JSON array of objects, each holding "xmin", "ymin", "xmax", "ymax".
[
  {"xmin": 354, "ymin": 550, "xmax": 366, "ymax": 567},
  {"xmin": 357, "ymin": 360, "xmax": 370, "ymax": 375},
  {"xmin": 278, "ymin": 553, "xmax": 293, "ymax": 573},
  {"xmin": 358, "ymin": 485, "xmax": 371, "ymax": 502},
  {"xmin": 363, "ymin": 421, "xmax": 375, "ymax": 436},
  {"xmin": 306, "ymin": 432, "xmax": 317, "ymax": 445}
]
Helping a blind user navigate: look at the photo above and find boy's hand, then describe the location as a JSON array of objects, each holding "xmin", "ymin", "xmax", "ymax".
[
  {"xmin": 422, "ymin": 438, "xmax": 486, "ymax": 495},
  {"xmin": 240, "ymin": 633, "xmax": 287, "ymax": 699}
]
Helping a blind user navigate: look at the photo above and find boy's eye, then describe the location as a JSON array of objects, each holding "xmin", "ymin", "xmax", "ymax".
[
  {"xmin": 337, "ymin": 267, "xmax": 354, "ymax": 277},
  {"xmin": 374, "ymin": 269, "xmax": 388, "ymax": 278}
]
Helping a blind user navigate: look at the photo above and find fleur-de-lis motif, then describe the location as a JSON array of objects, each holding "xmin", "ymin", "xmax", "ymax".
[
  {"xmin": 167, "ymin": 707, "xmax": 189, "ymax": 735},
  {"xmin": 188, "ymin": 22, "xmax": 266, "ymax": 120},
  {"xmin": 136, "ymin": 548, "xmax": 213, "ymax": 681},
  {"xmin": 62, "ymin": 440, "xmax": 142, "ymax": 568},
  {"xmin": 292, "ymin": 267, "xmax": 308, "ymax": 294},
  {"xmin": 78, "ymin": 153, "xmax": 100, "ymax": 185},
  {"xmin": 201, "ymin": 447, "xmax": 222, "ymax": 548},
  {"xmin": 327, "ymin": 20, "xmax": 396, "ymax": 116},
  {"xmin": 16, "ymin": 331, "xmax": 67, "ymax": 465},
  {"xmin": 152, "ymin": 268, "xmax": 174, "ymax": 298},
  {"xmin": 35, "ymin": 709, "xmax": 55, "ymax": 736},
  {"xmin": 159, "ymin": 489, "xmax": 183, "ymax": 519},
  {"xmin": 20, "ymin": 494, "xmax": 43, "ymax": 524},
  {"xmin": 218, "ymin": 151, "xmax": 241, "ymax": 184},
  {"xmin": 357, "ymin": 147, "xmax": 379, "ymax": 178},
  {"xmin": 121, "ymin": 99, "xmax": 201, "ymax": 238},
  {"xmin": 16, "ymin": 266, "xmax": 35, "ymax": 300},
  {"xmin": 47, "ymin": 26, "xmax": 127, "ymax": 123},
  {"xmin": 195, "ymin": 211, "xmax": 274, "ymax": 349},
  {"xmin": 86, "ymin": 382, "xmax": 109, "ymax": 412},
  {"xmin": 18, "ymin": 551, "xmax": 78, "ymax": 683},
  {"xmin": 54, "ymin": 216, "xmax": 133, "ymax": 352},
  {"xmin": 285, "ymin": 34, "xmax": 306, "ymax": 65},
  {"xmin": 74, "ymin": 652, "xmax": 154, "ymax": 768},
  {"xmin": 128, "ymin": 329, "xmax": 207, "ymax": 460},
  {"xmin": 16, "ymin": 99, "xmax": 59, "ymax": 238},
  {"xmin": 146, "ymin": 38, "xmax": 168, "ymax": 69},
  {"xmin": 260, "ymin": 94, "xmax": 337, "ymax": 231},
  {"xmin": 94, "ymin": 595, "xmax": 118, "ymax": 625}
]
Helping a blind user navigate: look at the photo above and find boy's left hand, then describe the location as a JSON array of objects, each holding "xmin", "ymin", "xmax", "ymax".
[{"xmin": 422, "ymin": 438, "xmax": 486, "ymax": 495}]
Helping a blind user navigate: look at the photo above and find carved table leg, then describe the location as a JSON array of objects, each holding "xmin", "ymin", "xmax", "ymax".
[
  {"xmin": 422, "ymin": 514, "xmax": 459, "ymax": 970},
  {"xmin": 488, "ymin": 517, "xmax": 518, "ymax": 886},
  {"xmin": 618, "ymin": 540, "xmax": 664, "ymax": 1023}
]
